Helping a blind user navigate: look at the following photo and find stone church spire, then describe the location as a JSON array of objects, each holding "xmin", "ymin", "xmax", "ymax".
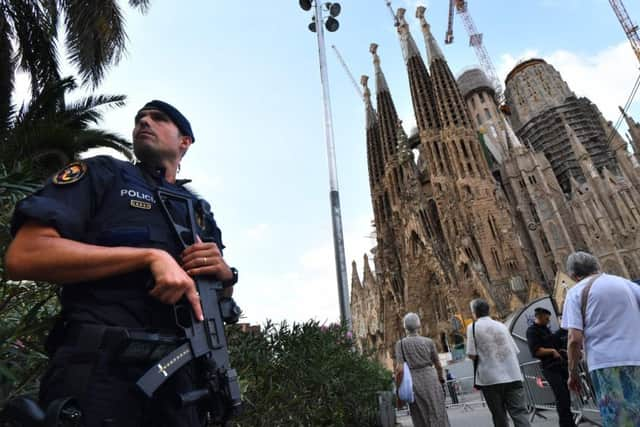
[
  {"xmin": 619, "ymin": 106, "xmax": 640, "ymax": 155},
  {"xmin": 396, "ymin": 8, "xmax": 441, "ymax": 137},
  {"xmin": 566, "ymin": 121, "xmax": 598, "ymax": 179},
  {"xmin": 415, "ymin": 6, "xmax": 444, "ymax": 66},
  {"xmin": 416, "ymin": 6, "xmax": 472, "ymax": 130},
  {"xmin": 362, "ymin": 75, "xmax": 384, "ymax": 188},
  {"xmin": 370, "ymin": 43, "xmax": 400, "ymax": 166}
]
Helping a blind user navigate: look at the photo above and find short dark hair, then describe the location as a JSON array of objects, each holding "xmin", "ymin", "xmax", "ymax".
[{"xmin": 470, "ymin": 298, "xmax": 490, "ymax": 317}]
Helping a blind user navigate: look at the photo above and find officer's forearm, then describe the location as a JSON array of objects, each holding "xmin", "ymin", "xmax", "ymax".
[
  {"xmin": 6, "ymin": 221, "xmax": 160, "ymax": 284},
  {"xmin": 535, "ymin": 347, "xmax": 556, "ymax": 358}
]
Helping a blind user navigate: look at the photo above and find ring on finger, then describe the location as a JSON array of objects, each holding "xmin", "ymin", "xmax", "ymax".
[{"xmin": 203, "ymin": 257, "xmax": 207, "ymax": 266}]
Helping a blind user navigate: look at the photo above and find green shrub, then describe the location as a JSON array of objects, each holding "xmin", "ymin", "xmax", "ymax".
[
  {"xmin": 0, "ymin": 279, "xmax": 58, "ymax": 404},
  {"xmin": 227, "ymin": 320, "xmax": 393, "ymax": 427}
]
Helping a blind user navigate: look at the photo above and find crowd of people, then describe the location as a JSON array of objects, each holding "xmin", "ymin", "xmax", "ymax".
[{"xmin": 395, "ymin": 251, "xmax": 640, "ymax": 427}]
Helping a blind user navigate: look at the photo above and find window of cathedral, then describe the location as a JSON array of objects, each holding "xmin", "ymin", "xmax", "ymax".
[
  {"xmin": 488, "ymin": 216, "xmax": 499, "ymax": 239},
  {"xmin": 461, "ymin": 141, "xmax": 470, "ymax": 158},
  {"xmin": 484, "ymin": 108, "xmax": 492, "ymax": 120},
  {"xmin": 411, "ymin": 232, "xmax": 421, "ymax": 256},
  {"xmin": 463, "ymin": 263, "xmax": 472, "ymax": 279},
  {"xmin": 464, "ymin": 247, "xmax": 474, "ymax": 261},
  {"xmin": 530, "ymin": 203, "xmax": 540, "ymax": 223},
  {"xmin": 491, "ymin": 248, "xmax": 502, "ymax": 271},
  {"xmin": 540, "ymin": 232, "xmax": 552, "ymax": 254}
]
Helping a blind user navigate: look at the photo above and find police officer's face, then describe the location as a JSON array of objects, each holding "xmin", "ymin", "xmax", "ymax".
[
  {"xmin": 133, "ymin": 109, "xmax": 189, "ymax": 163},
  {"xmin": 535, "ymin": 313, "xmax": 550, "ymax": 325}
]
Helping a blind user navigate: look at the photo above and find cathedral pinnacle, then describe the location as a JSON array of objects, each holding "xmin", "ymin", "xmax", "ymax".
[
  {"xmin": 565, "ymin": 121, "xmax": 598, "ymax": 178},
  {"xmin": 416, "ymin": 6, "xmax": 444, "ymax": 65},
  {"xmin": 396, "ymin": 120, "xmax": 412, "ymax": 164},
  {"xmin": 370, "ymin": 43, "xmax": 390, "ymax": 94},
  {"xmin": 361, "ymin": 75, "xmax": 377, "ymax": 130},
  {"xmin": 396, "ymin": 8, "xmax": 422, "ymax": 63}
]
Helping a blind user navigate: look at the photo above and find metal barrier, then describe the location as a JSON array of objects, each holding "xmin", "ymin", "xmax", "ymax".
[
  {"xmin": 519, "ymin": 359, "xmax": 602, "ymax": 426},
  {"xmin": 519, "ymin": 360, "xmax": 557, "ymax": 422},
  {"xmin": 442, "ymin": 375, "xmax": 486, "ymax": 411}
]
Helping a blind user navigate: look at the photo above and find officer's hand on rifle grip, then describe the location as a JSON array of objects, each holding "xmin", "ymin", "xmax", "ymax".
[
  {"xmin": 181, "ymin": 236, "xmax": 233, "ymax": 283},
  {"xmin": 147, "ymin": 249, "xmax": 204, "ymax": 321}
]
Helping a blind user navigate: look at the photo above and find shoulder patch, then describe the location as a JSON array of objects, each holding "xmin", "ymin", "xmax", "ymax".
[{"xmin": 52, "ymin": 161, "xmax": 87, "ymax": 185}]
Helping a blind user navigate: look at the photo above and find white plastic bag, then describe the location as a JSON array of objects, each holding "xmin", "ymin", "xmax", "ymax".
[{"xmin": 397, "ymin": 362, "xmax": 415, "ymax": 403}]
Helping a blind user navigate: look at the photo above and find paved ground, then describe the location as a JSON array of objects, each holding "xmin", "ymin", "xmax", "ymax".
[
  {"xmin": 393, "ymin": 389, "xmax": 601, "ymax": 426},
  {"xmin": 396, "ymin": 403, "xmax": 561, "ymax": 427}
]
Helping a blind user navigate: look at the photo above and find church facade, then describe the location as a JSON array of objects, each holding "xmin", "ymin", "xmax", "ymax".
[{"xmin": 351, "ymin": 7, "xmax": 640, "ymax": 367}]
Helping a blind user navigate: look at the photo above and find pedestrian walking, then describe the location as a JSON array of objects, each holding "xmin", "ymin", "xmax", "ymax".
[
  {"xmin": 526, "ymin": 306, "xmax": 576, "ymax": 427},
  {"xmin": 395, "ymin": 313, "xmax": 450, "ymax": 427},
  {"xmin": 562, "ymin": 251, "xmax": 640, "ymax": 427},
  {"xmin": 467, "ymin": 299, "xmax": 531, "ymax": 427}
]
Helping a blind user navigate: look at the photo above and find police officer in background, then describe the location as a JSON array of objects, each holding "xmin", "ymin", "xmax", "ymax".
[
  {"xmin": 526, "ymin": 307, "xmax": 576, "ymax": 427},
  {"xmin": 5, "ymin": 100, "xmax": 238, "ymax": 427}
]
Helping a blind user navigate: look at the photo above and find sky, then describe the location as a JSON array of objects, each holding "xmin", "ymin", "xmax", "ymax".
[{"xmin": 13, "ymin": 0, "xmax": 640, "ymax": 326}]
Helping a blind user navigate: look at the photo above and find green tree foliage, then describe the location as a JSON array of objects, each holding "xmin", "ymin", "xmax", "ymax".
[
  {"xmin": 0, "ymin": 76, "xmax": 134, "ymax": 405},
  {"xmin": 227, "ymin": 321, "xmax": 393, "ymax": 427},
  {"xmin": 0, "ymin": 0, "xmax": 149, "ymax": 406}
]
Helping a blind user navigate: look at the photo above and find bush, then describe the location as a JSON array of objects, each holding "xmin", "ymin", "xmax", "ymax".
[
  {"xmin": 0, "ymin": 279, "xmax": 58, "ymax": 405},
  {"xmin": 0, "ymin": 299, "xmax": 393, "ymax": 426},
  {"xmin": 227, "ymin": 320, "xmax": 393, "ymax": 427}
]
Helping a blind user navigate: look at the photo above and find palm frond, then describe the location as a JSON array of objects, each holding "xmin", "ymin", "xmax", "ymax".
[
  {"xmin": 6, "ymin": 0, "xmax": 60, "ymax": 94},
  {"xmin": 0, "ymin": 162, "xmax": 41, "ymax": 205},
  {"xmin": 14, "ymin": 76, "xmax": 76, "ymax": 128},
  {"xmin": 128, "ymin": 0, "xmax": 151, "ymax": 14},
  {"xmin": 60, "ymin": 94, "xmax": 126, "ymax": 128},
  {"xmin": 62, "ymin": 0, "xmax": 127, "ymax": 87},
  {"xmin": 0, "ymin": 9, "xmax": 14, "ymax": 133}
]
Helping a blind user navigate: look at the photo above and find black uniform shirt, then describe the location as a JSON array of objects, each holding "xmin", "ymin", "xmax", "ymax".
[
  {"xmin": 526, "ymin": 322, "xmax": 563, "ymax": 370},
  {"xmin": 11, "ymin": 155, "xmax": 224, "ymax": 332}
]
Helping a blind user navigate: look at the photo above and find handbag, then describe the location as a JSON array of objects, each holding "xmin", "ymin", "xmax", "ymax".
[
  {"xmin": 397, "ymin": 339, "xmax": 415, "ymax": 403},
  {"xmin": 472, "ymin": 321, "xmax": 482, "ymax": 390}
]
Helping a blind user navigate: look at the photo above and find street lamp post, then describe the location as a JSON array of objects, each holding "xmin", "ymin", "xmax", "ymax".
[{"xmin": 299, "ymin": 0, "xmax": 351, "ymax": 330}]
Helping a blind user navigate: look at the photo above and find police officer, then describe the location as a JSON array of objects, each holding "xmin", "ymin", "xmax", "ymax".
[
  {"xmin": 526, "ymin": 307, "xmax": 576, "ymax": 427},
  {"xmin": 5, "ymin": 100, "xmax": 238, "ymax": 427}
]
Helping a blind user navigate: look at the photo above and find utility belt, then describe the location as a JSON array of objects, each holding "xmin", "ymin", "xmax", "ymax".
[
  {"xmin": 61, "ymin": 323, "xmax": 184, "ymax": 364},
  {"xmin": 53, "ymin": 323, "xmax": 185, "ymax": 400}
]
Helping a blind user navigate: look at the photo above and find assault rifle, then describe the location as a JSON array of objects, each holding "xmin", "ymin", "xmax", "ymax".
[{"xmin": 135, "ymin": 188, "xmax": 243, "ymax": 424}]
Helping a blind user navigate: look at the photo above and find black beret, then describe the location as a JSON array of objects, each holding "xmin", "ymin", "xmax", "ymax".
[
  {"xmin": 138, "ymin": 100, "xmax": 195, "ymax": 143},
  {"xmin": 534, "ymin": 307, "xmax": 551, "ymax": 316}
]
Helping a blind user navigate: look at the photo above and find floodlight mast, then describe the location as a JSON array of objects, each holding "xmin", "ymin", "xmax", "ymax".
[{"xmin": 302, "ymin": 1, "xmax": 351, "ymax": 330}]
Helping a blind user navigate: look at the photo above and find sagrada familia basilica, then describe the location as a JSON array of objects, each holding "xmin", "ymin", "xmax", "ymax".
[{"xmin": 350, "ymin": 7, "xmax": 640, "ymax": 366}]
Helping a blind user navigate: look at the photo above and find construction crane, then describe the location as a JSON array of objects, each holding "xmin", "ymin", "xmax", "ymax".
[
  {"xmin": 606, "ymin": 0, "xmax": 640, "ymax": 145},
  {"xmin": 445, "ymin": 0, "xmax": 455, "ymax": 44},
  {"xmin": 384, "ymin": 0, "xmax": 399, "ymax": 27},
  {"xmin": 445, "ymin": 0, "xmax": 506, "ymax": 108},
  {"xmin": 331, "ymin": 45, "xmax": 363, "ymax": 100},
  {"xmin": 609, "ymin": 0, "xmax": 640, "ymax": 64}
]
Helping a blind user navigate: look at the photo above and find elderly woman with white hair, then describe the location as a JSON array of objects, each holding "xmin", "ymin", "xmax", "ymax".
[{"xmin": 395, "ymin": 312, "xmax": 450, "ymax": 427}]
